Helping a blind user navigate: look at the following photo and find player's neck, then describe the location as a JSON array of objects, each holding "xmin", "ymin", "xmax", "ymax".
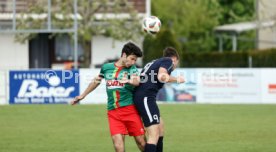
[{"xmin": 115, "ymin": 59, "xmax": 125, "ymax": 68}]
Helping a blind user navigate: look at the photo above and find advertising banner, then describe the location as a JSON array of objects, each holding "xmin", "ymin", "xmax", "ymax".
[
  {"xmin": 197, "ymin": 69, "xmax": 262, "ymax": 103},
  {"xmin": 9, "ymin": 70, "xmax": 79, "ymax": 104},
  {"xmin": 63, "ymin": 68, "xmax": 276, "ymax": 104},
  {"xmin": 9, "ymin": 68, "xmax": 274, "ymax": 105},
  {"xmin": 261, "ymin": 69, "xmax": 276, "ymax": 103}
]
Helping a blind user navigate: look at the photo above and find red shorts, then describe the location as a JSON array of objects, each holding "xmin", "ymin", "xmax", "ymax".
[{"xmin": 107, "ymin": 105, "xmax": 145, "ymax": 136}]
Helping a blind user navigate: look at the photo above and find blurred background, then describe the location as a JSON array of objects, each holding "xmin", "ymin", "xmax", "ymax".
[
  {"xmin": 1, "ymin": 0, "xmax": 276, "ymax": 104},
  {"xmin": 1, "ymin": 1, "xmax": 276, "ymax": 152}
]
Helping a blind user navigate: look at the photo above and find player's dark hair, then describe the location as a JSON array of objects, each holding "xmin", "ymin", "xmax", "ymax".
[
  {"xmin": 163, "ymin": 47, "xmax": 179, "ymax": 59},
  {"xmin": 121, "ymin": 42, "xmax": 143, "ymax": 57}
]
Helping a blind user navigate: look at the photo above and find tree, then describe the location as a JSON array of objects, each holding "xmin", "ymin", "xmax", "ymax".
[
  {"xmin": 152, "ymin": 0, "xmax": 221, "ymax": 52},
  {"xmin": 16, "ymin": 0, "xmax": 144, "ymax": 67},
  {"xmin": 143, "ymin": 29, "xmax": 181, "ymax": 65},
  {"xmin": 151, "ymin": 0, "xmax": 256, "ymax": 52},
  {"xmin": 218, "ymin": 0, "xmax": 255, "ymax": 24},
  {"xmin": 217, "ymin": 0, "xmax": 256, "ymax": 51}
]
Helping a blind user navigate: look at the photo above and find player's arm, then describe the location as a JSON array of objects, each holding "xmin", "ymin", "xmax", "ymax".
[
  {"xmin": 157, "ymin": 67, "xmax": 185, "ymax": 83},
  {"xmin": 119, "ymin": 73, "xmax": 140, "ymax": 86},
  {"xmin": 129, "ymin": 74, "xmax": 140, "ymax": 86},
  {"xmin": 71, "ymin": 76, "xmax": 102, "ymax": 105}
]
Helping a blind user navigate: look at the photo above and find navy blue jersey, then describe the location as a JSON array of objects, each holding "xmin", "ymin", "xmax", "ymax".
[{"xmin": 135, "ymin": 57, "xmax": 174, "ymax": 97}]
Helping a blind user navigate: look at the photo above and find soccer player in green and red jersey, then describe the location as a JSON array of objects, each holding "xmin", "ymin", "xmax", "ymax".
[{"xmin": 71, "ymin": 42, "xmax": 146, "ymax": 152}]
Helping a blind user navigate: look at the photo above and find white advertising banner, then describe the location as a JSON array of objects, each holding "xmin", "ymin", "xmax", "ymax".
[
  {"xmin": 79, "ymin": 69, "xmax": 107, "ymax": 104},
  {"xmin": 197, "ymin": 69, "xmax": 262, "ymax": 104},
  {"xmin": 78, "ymin": 68, "xmax": 276, "ymax": 104},
  {"xmin": 261, "ymin": 69, "xmax": 276, "ymax": 103}
]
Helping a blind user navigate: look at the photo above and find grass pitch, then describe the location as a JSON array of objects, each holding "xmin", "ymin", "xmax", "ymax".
[{"xmin": 0, "ymin": 104, "xmax": 276, "ymax": 152}]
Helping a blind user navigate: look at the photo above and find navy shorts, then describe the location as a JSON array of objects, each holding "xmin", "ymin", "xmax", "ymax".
[{"xmin": 134, "ymin": 94, "xmax": 160, "ymax": 127}]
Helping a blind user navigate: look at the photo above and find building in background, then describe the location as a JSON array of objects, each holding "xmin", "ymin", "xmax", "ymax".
[
  {"xmin": 258, "ymin": 0, "xmax": 276, "ymax": 49},
  {"xmin": 0, "ymin": 0, "xmax": 150, "ymax": 69}
]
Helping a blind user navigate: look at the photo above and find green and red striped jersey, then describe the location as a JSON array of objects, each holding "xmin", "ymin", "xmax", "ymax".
[{"xmin": 99, "ymin": 62, "xmax": 139, "ymax": 110}]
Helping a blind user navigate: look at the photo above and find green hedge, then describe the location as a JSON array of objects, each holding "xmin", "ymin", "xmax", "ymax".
[
  {"xmin": 251, "ymin": 49, "xmax": 276, "ymax": 67},
  {"xmin": 181, "ymin": 49, "xmax": 276, "ymax": 68}
]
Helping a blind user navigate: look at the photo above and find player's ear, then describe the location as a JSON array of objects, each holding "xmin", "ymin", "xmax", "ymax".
[
  {"xmin": 172, "ymin": 57, "xmax": 179, "ymax": 69},
  {"xmin": 122, "ymin": 52, "xmax": 127, "ymax": 58}
]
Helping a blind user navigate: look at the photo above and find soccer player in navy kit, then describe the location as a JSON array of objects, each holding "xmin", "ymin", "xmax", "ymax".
[{"xmin": 134, "ymin": 47, "xmax": 185, "ymax": 152}]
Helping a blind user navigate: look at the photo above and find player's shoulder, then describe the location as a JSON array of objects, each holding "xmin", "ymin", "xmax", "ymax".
[
  {"xmin": 101, "ymin": 62, "xmax": 115, "ymax": 69},
  {"xmin": 129, "ymin": 64, "xmax": 137, "ymax": 69},
  {"xmin": 156, "ymin": 57, "xmax": 172, "ymax": 64},
  {"xmin": 160, "ymin": 57, "xmax": 172, "ymax": 62},
  {"xmin": 126, "ymin": 65, "xmax": 138, "ymax": 73}
]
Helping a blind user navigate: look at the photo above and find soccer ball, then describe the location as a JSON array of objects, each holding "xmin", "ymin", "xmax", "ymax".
[{"xmin": 142, "ymin": 16, "xmax": 161, "ymax": 34}]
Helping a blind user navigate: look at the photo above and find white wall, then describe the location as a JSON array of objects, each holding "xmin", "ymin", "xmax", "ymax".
[
  {"xmin": 91, "ymin": 36, "xmax": 143, "ymax": 68},
  {"xmin": 0, "ymin": 70, "xmax": 8, "ymax": 105},
  {"xmin": 0, "ymin": 34, "xmax": 29, "ymax": 70},
  {"xmin": 0, "ymin": 34, "xmax": 144, "ymax": 69},
  {"xmin": 259, "ymin": 28, "xmax": 276, "ymax": 49},
  {"xmin": 258, "ymin": 0, "xmax": 276, "ymax": 49},
  {"xmin": 0, "ymin": 34, "xmax": 28, "ymax": 104}
]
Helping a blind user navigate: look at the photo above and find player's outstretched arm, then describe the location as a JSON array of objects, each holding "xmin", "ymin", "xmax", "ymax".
[
  {"xmin": 158, "ymin": 67, "xmax": 185, "ymax": 83},
  {"xmin": 169, "ymin": 75, "xmax": 185, "ymax": 83},
  {"xmin": 71, "ymin": 76, "xmax": 102, "ymax": 105}
]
